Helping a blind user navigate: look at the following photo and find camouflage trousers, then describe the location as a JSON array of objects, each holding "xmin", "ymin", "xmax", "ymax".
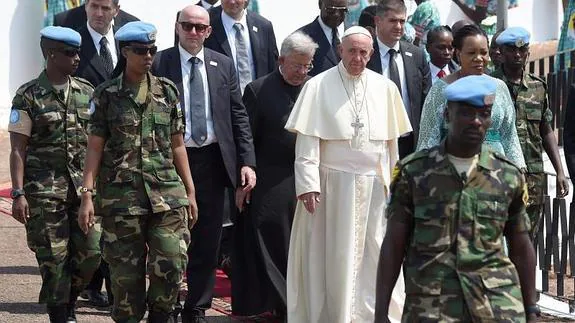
[
  {"xmin": 101, "ymin": 207, "xmax": 190, "ymax": 323},
  {"xmin": 25, "ymin": 195, "xmax": 102, "ymax": 305},
  {"xmin": 525, "ymin": 173, "xmax": 545, "ymax": 240}
]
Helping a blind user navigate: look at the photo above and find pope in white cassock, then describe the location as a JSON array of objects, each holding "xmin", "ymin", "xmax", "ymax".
[{"xmin": 285, "ymin": 26, "xmax": 412, "ymax": 323}]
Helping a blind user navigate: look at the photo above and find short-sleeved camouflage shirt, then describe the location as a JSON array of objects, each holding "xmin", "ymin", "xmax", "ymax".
[
  {"xmin": 387, "ymin": 142, "xmax": 529, "ymax": 322},
  {"xmin": 89, "ymin": 72, "xmax": 188, "ymax": 216},
  {"xmin": 9, "ymin": 71, "xmax": 93, "ymax": 203}
]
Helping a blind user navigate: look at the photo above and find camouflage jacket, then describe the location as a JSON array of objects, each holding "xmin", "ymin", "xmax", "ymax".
[
  {"xmin": 11, "ymin": 70, "xmax": 93, "ymax": 200},
  {"xmin": 387, "ymin": 142, "xmax": 530, "ymax": 321},
  {"xmin": 491, "ymin": 68, "xmax": 553, "ymax": 173},
  {"xmin": 89, "ymin": 72, "xmax": 188, "ymax": 216}
]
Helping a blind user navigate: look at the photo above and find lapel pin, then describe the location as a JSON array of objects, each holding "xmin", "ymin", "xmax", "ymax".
[
  {"xmin": 252, "ymin": 26, "xmax": 258, "ymax": 32},
  {"xmin": 209, "ymin": 61, "xmax": 218, "ymax": 66},
  {"xmin": 405, "ymin": 52, "xmax": 413, "ymax": 57}
]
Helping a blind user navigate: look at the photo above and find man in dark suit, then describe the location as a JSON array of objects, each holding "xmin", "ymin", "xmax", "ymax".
[
  {"xmin": 205, "ymin": 0, "xmax": 278, "ymax": 93},
  {"xmin": 63, "ymin": 0, "xmax": 138, "ymax": 87},
  {"xmin": 53, "ymin": 1, "xmax": 138, "ymax": 31},
  {"xmin": 152, "ymin": 5, "xmax": 256, "ymax": 323},
  {"xmin": 367, "ymin": 0, "xmax": 431, "ymax": 159},
  {"xmin": 297, "ymin": 0, "xmax": 346, "ymax": 77}
]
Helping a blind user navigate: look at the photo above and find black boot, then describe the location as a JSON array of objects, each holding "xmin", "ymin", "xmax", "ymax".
[
  {"xmin": 147, "ymin": 310, "xmax": 174, "ymax": 323},
  {"xmin": 47, "ymin": 305, "xmax": 68, "ymax": 323}
]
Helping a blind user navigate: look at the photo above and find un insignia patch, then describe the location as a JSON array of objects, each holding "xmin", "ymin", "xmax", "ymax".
[
  {"xmin": 88, "ymin": 100, "xmax": 96, "ymax": 115},
  {"xmin": 9, "ymin": 109, "xmax": 20, "ymax": 124}
]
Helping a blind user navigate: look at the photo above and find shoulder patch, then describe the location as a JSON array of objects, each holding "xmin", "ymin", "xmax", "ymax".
[
  {"xmin": 9, "ymin": 109, "xmax": 20, "ymax": 124},
  {"xmin": 88, "ymin": 100, "xmax": 96, "ymax": 115},
  {"xmin": 522, "ymin": 182, "xmax": 529, "ymax": 205}
]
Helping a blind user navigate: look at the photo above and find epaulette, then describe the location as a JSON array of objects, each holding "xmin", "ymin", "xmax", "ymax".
[
  {"xmin": 93, "ymin": 77, "xmax": 121, "ymax": 97},
  {"xmin": 492, "ymin": 151, "xmax": 523, "ymax": 172},
  {"xmin": 15, "ymin": 79, "xmax": 38, "ymax": 96},
  {"xmin": 157, "ymin": 77, "xmax": 179, "ymax": 105},
  {"xmin": 71, "ymin": 76, "xmax": 95, "ymax": 90},
  {"xmin": 528, "ymin": 73, "xmax": 547, "ymax": 86},
  {"xmin": 401, "ymin": 147, "xmax": 434, "ymax": 165}
]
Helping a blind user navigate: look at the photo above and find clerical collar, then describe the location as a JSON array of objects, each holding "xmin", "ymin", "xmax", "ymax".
[{"xmin": 337, "ymin": 61, "xmax": 366, "ymax": 80}]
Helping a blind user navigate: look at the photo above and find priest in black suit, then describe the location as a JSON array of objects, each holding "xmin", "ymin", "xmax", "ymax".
[
  {"xmin": 297, "ymin": 0, "xmax": 346, "ymax": 77},
  {"xmin": 231, "ymin": 31, "xmax": 318, "ymax": 319},
  {"xmin": 367, "ymin": 0, "xmax": 431, "ymax": 158},
  {"xmin": 204, "ymin": 0, "xmax": 278, "ymax": 92},
  {"xmin": 152, "ymin": 5, "xmax": 256, "ymax": 322},
  {"xmin": 53, "ymin": 0, "xmax": 138, "ymax": 31}
]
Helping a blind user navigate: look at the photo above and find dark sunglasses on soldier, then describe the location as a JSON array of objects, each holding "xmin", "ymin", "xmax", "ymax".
[
  {"xmin": 178, "ymin": 22, "xmax": 210, "ymax": 33},
  {"xmin": 127, "ymin": 46, "xmax": 158, "ymax": 56},
  {"xmin": 53, "ymin": 48, "xmax": 80, "ymax": 57}
]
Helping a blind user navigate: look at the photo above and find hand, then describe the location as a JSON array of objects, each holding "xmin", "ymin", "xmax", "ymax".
[
  {"xmin": 298, "ymin": 192, "xmax": 320, "ymax": 214},
  {"xmin": 78, "ymin": 195, "xmax": 95, "ymax": 234},
  {"xmin": 557, "ymin": 174, "xmax": 569, "ymax": 198},
  {"xmin": 11, "ymin": 196, "xmax": 29, "ymax": 224},
  {"xmin": 235, "ymin": 187, "xmax": 252, "ymax": 212},
  {"xmin": 187, "ymin": 193, "xmax": 199, "ymax": 229},
  {"xmin": 240, "ymin": 166, "xmax": 256, "ymax": 191}
]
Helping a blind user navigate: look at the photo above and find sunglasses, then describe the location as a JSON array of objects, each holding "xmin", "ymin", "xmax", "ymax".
[
  {"xmin": 325, "ymin": 6, "xmax": 348, "ymax": 14},
  {"xmin": 53, "ymin": 48, "xmax": 80, "ymax": 57},
  {"xmin": 178, "ymin": 22, "xmax": 210, "ymax": 33},
  {"xmin": 127, "ymin": 46, "xmax": 158, "ymax": 56}
]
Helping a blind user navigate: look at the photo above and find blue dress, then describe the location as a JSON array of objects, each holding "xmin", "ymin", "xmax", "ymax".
[{"xmin": 416, "ymin": 76, "xmax": 526, "ymax": 168}]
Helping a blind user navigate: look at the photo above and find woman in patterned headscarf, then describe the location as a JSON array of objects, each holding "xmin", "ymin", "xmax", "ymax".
[{"xmin": 44, "ymin": 0, "xmax": 83, "ymax": 26}]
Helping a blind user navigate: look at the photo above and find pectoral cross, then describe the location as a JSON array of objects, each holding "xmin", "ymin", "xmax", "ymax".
[{"xmin": 351, "ymin": 117, "xmax": 364, "ymax": 137}]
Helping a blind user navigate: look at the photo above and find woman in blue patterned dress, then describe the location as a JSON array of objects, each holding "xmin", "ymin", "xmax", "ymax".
[{"xmin": 417, "ymin": 24, "xmax": 526, "ymax": 168}]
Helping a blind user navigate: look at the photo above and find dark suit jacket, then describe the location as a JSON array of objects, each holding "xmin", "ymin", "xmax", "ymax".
[
  {"xmin": 297, "ymin": 17, "xmax": 340, "ymax": 77},
  {"xmin": 564, "ymin": 84, "xmax": 575, "ymax": 185},
  {"xmin": 152, "ymin": 47, "xmax": 256, "ymax": 187},
  {"xmin": 74, "ymin": 25, "xmax": 121, "ymax": 87},
  {"xmin": 53, "ymin": 4, "xmax": 138, "ymax": 30},
  {"xmin": 205, "ymin": 6, "xmax": 278, "ymax": 79},
  {"xmin": 367, "ymin": 40, "xmax": 431, "ymax": 145}
]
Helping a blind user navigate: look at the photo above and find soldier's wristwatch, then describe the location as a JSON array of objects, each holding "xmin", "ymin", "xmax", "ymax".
[
  {"xmin": 78, "ymin": 186, "xmax": 95, "ymax": 194},
  {"xmin": 10, "ymin": 189, "xmax": 25, "ymax": 199},
  {"xmin": 525, "ymin": 304, "xmax": 541, "ymax": 317}
]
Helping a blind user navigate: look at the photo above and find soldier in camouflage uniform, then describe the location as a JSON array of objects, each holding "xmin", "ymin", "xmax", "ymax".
[
  {"xmin": 77, "ymin": 22, "xmax": 198, "ymax": 323},
  {"xmin": 491, "ymin": 27, "xmax": 569, "ymax": 240},
  {"xmin": 375, "ymin": 75, "xmax": 539, "ymax": 322},
  {"xmin": 8, "ymin": 26, "xmax": 101, "ymax": 323}
]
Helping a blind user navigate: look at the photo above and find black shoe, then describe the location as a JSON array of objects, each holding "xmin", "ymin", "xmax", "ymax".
[
  {"xmin": 80, "ymin": 289, "xmax": 109, "ymax": 308},
  {"xmin": 47, "ymin": 305, "xmax": 68, "ymax": 323},
  {"xmin": 66, "ymin": 302, "xmax": 77, "ymax": 323},
  {"xmin": 147, "ymin": 310, "xmax": 175, "ymax": 323}
]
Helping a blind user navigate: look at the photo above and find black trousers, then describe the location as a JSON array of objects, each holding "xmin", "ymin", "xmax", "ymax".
[
  {"xmin": 398, "ymin": 133, "xmax": 415, "ymax": 159},
  {"xmin": 183, "ymin": 144, "xmax": 230, "ymax": 317}
]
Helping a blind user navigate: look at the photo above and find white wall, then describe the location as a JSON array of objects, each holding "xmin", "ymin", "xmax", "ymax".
[{"xmin": 0, "ymin": 0, "xmax": 563, "ymax": 129}]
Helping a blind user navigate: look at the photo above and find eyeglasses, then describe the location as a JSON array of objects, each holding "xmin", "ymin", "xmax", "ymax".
[
  {"xmin": 53, "ymin": 48, "xmax": 80, "ymax": 57},
  {"xmin": 288, "ymin": 62, "xmax": 314, "ymax": 73},
  {"xmin": 178, "ymin": 22, "xmax": 210, "ymax": 33},
  {"xmin": 325, "ymin": 6, "xmax": 348, "ymax": 14},
  {"xmin": 127, "ymin": 46, "xmax": 158, "ymax": 56}
]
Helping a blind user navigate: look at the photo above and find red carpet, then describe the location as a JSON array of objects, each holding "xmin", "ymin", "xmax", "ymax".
[{"xmin": 212, "ymin": 269, "xmax": 232, "ymax": 315}]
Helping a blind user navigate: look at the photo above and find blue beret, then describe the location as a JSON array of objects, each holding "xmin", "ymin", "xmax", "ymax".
[
  {"xmin": 444, "ymin": 75, "xmax": 497, "ymax": 107},
  {"xmin": 115, "ymin": 21, "xmax": 157, "ymax": 43},
  {"xmin": 496, "ymin": 27, "xmax": 530, "ymax": 47},
  {"xmin": 40, "ymin": 26, "xmax": 81, "ymax": 47}
]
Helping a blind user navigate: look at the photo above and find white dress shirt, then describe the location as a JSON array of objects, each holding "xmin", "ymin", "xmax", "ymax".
[
  {"xmin": 199, "ymin": 0, "xmax": 220, "ymax": 9},
  {"xmin": 221, "ymin": 9, "xmax": 255, "ymax": 81},
  {"xmin": 179, "ymin": 45, "xmax": 216, "ymax": 147},
  {"xmin": 377, "ymin": 38, "xmax": 411, "ymax": 117},
  {"xmin": 429, "ymin": 62, "xmax": 450, "ymax": 84},
  {"xmin": 317, "ymin": 16, "xmax": 344, "ymax": 46},
  {"xmin": 86, "ymin": 21, "xmax": 118, "ymax": 67}
]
